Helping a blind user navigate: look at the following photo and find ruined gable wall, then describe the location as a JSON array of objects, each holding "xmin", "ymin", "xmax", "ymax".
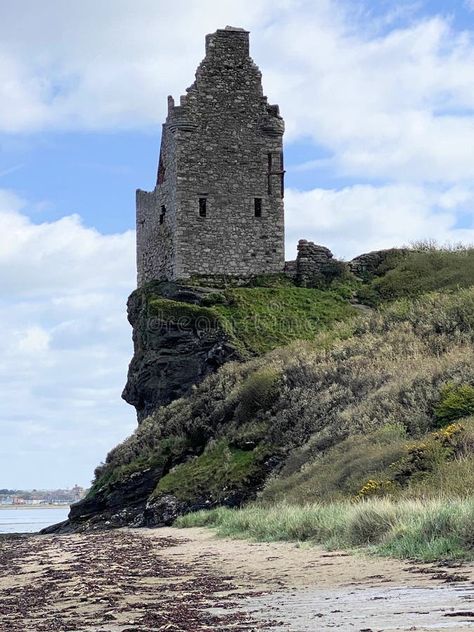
[
  {"xmin": 137, "ymin": 117, "xmax": 178, "ymax": 285},
  {"xmin": 172, "ymin": 28, "xmax": 285, "ymax": 278}
]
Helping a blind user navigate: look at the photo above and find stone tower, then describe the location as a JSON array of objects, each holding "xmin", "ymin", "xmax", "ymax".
[{"xmin": 136, "ymin": 26, "xmax": 285, "ymax": 284}]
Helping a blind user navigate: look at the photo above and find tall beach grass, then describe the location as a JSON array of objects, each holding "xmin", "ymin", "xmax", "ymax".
[{"xmin": 175, "ymin": 498, "xmax": 474, "ymax": 562}]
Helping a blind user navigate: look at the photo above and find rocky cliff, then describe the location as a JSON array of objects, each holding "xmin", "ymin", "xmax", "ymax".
[
  {"xmin": 45, "ymin": 273, "xmax": 358, "ymax": 533},
  {"xmin": 122, "ymin": 282, "xmax": 239, "ymax": 422},
  {"xmin": 46, "ymin": 246, "xmax": 444, "ymax": 535}
]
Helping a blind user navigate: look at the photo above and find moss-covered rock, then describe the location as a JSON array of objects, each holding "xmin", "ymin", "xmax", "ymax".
[
  {"xmin": 122, "ymin": 282, "xmax": 239, "ymax": 422},
  {"xmin": 154, "ymin": 440, "xmax": 269, "ymax": 503}
]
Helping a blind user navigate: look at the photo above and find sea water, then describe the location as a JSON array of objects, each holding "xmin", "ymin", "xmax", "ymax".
[{"xmin": 0, "ymin": 507, "xmax": 70, "ymax": 533}]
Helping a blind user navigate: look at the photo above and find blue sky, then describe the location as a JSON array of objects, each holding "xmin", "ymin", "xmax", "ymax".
[{"xmin": 1, "ymin": 0, "xmax": 474, "ymax": 489}]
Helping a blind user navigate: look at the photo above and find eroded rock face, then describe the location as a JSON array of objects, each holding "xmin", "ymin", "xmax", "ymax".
[
  {"xmin": 143, "ymin": 494, "xmax": 185, "ymax": 527},
  {"xmin": 56, "ymin": 466, "xmax": 165, "ymax": 533},
  {"xmin": 122, "ymin": 282, "xmax": 238, "ymax": 422}
]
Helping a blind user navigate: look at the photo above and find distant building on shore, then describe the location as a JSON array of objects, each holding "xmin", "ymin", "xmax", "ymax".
[{"xmin": 0, "ymin": 486, "xmax": 87, "ymax": 506}]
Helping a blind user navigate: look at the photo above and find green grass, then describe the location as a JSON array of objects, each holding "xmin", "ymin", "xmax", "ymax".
[
  {"xmin": 153, "ymin": 440, "xmax": 267, "ymax": 502},
  {"xmin": 145, "ymin": 283, "xmax": 356, "ymax": 357},
  {"xmin": 212, "ymin": 286, "xmax": 356, "ymax": 355},
  {"xmin": 175, "ymin": 497, "xmax": 474, "ymax": 561},
  {"xmin": 149, "ymin": 297, "xmax": 221, "ymax": 328},
  {"xmin": 358, "ymin": 245, "xmax": 474, "ymax": 305}
]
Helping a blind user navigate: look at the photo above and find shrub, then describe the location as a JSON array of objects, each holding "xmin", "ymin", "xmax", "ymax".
[
  {"xmin": 236, "ymin": 367, "xmax": 281, "ymax": 420},
  {"xmin": 361, "ymin": 245, "xmax": 474, "ymax": 304},
  {"xmin": 435, "ymin": 383, "xmax": 474, "ymax": 425},
  {"xmin": 354, "ymin": 479, "xmax": 397, "ymax": 501},
  {"xmin": 153, "ymin": 441, "xmax": 267, "ymax": 502}
]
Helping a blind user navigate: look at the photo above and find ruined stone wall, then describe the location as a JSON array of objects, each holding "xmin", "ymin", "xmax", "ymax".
[
  {"xmin": 295, "ymin": 240, "xmax": 334, "ymax": 287},
  {"xmin": 136, "ymin": 117, "xmax": 178, "ymax": 285},
  {"xmin": 137, "ymin": 27, "xmax": 285, "ymax": 284}
]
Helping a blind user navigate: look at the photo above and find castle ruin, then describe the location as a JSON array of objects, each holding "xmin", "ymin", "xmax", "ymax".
[{"xmin": 136, "ymin": 26, "xmax": 285, "ymax": 284}]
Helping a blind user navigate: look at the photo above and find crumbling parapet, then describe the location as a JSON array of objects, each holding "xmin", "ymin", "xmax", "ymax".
[{"xmin": 295, "ymin": 240, "xmax": 335, "ymax": 287}]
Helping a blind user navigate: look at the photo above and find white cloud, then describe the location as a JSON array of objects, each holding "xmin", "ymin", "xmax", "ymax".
[
  {"xmin": 285, "ymin": 183, "xmax": 474, "ymax": 260},
  {"xmin": 0, "ymin": 0, "xmax": 286, "ymax": 132},
  {"xmin": 16, "ymin": 326, "xmax": 51, "ymax": 354},
  {"xmin": 0, "ymin": 190, "xmax": 136, "ymax": 488},
  {"xmin": 0, "ymin": 1, "xmax": 472, "ymax": 183},
  {"xmin": 0, "ymin": 188, "xmax": 134, "ymax": 296},
  {"xmin": 0, "ymin": 0, "xmax": 473, "ymax": 185},
  {"xmin": 261, "ymin": 12, "xmax": 474, "ymax": 183}
]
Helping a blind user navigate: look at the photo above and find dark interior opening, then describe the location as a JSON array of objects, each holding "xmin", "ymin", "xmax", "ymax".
[
  {"xmin": 254, "ymin": 198, "xmax": 262, "ymax": 217},
  {"xmin": 267, "ymin": 153, "xmax": 272, "ymax": 195},
  {"xmin": 199, "ymin": 198, "xmax": 207, "ymax": 217}
]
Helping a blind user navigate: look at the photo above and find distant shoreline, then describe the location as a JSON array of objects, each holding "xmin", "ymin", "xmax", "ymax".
[{"xmin": 0, "ymin": 505, "xmax": 70, "ymax": 510}]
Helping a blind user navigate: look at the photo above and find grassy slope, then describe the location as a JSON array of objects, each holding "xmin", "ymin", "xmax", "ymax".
[
  {"xmin": 91, "ymin": 279, "xmax": 356, "ymax": 497},
  {"xmin": 212, "ymin": 286, "xmax": 354, "ymax": 355},
  {"xmin": 94, "ymin": 248, "xmax": 474, "ymax": 559},
  {"xmin": 358, "ymin": 244, "xmax": 474, "ymax": 304},
  {"xmin": 147, "ymin": 282, "xmax": 356, "ymax": 357},
  {"xmin": 95, "ymin": 288, "xmax": 474, "ymax": 517}
]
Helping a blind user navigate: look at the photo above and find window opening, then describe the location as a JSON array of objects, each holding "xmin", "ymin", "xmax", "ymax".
[
  {"xmin": 159, "ymin": 205, "xmax": 166, "ymax": 225},
  {"xmin": 254, "ymin": 198, "xmax": 262, "ymax": 217}
]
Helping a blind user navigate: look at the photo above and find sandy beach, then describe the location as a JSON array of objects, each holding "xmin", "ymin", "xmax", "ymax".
[{"xmin": 0, "ymin": 527, "xmax": 473, "ymax": 631}]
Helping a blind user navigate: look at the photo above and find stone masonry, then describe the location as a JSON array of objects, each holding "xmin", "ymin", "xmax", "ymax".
[
  {"xmin": 295, "ymin": 239, "xmax": 334, "ymax": 287},
  {"xmin": 137, "ymin": 27, "xmax": 285, "ymax": 285}
]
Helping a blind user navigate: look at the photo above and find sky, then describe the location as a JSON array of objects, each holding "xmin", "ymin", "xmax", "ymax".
[{"xmin": 1, "ymin": 0, "xmax": 474, "ymax": 489}]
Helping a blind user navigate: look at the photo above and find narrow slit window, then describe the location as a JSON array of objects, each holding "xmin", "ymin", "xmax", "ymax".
[
  {"xmin": 159, "ymin": 205, "xmax": 166, "ymax": 225},
  {"xmin": 267, "ymin": 152, "xmax": 273, "ymax": 195},
  {"xmin": 199, "ymin": 197, "xmax": 207, "ymax": 217},
  {"xmin": 254, "ymin": 198, "xmax": 262, "ymax": 217}
]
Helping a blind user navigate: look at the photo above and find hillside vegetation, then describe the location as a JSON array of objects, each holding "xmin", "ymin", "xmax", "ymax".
[
  {"xmin": 358, "ymin": 243, "xmax": 474, "ymax": 304},
  {"xmin": 84, "ymin": 247, "xmax": 474, "ymax": 559}
]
